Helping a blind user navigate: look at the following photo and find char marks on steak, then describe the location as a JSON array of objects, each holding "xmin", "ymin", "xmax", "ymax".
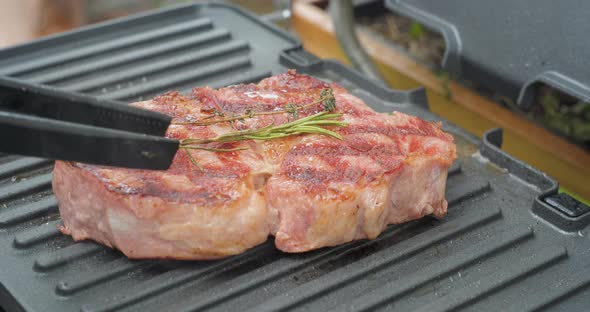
[{"xmin": 52, "ymin": 70, "xmax": 456, "ymax": 259}]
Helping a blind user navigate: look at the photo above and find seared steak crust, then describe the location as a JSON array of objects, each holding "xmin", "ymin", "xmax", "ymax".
[{"xmin": 53, "ymin": 70, "xmax": 456, "ymax": 259}]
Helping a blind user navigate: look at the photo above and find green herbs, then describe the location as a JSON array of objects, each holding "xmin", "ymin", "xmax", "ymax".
[
  {"xmin": 178, "ymin": 88, "xmax": 346, "ymax": 169},
  {"xmin": 320, "ymin": 88, "xmax": 336, "ymax": 112},
  {"xmin": 408, "ymin": 21, "xmax": 425, "ymax": 40},
  {"xmin": 180, "ymin": 111, "xmax": 346, "ymax": 147},
  {"xmin": 173, "ymin": 88, "xmax": 337, "ymax": 126},
  {"xmin": 540, "ymin": 91, "xmax": 590, "ymax": 142}
]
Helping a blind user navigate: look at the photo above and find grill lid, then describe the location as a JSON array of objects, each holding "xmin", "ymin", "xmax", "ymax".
[
  {"xmin": 0, "ymin": 2, "xmax": 589, "ymax": 312},
  {"xmin": 386, "ymin": 0, "xmax": 590, "ymax": 109}
]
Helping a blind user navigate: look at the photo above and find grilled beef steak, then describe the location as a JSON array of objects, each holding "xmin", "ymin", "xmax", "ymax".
[{"xmin": 52, "ymin": 71, "xmax": 457, "ymax": 259}]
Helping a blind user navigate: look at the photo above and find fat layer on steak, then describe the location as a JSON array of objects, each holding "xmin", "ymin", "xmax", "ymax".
[{"xmin": 52, "ymin": 70, "xmax": 456, "ymax": 259}]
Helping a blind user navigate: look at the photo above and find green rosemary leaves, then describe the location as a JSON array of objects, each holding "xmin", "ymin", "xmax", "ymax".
[
  {"xmin": 173, "ymin": 88, "xmax": 337, "ymax": 126},
  {"xmin": 180, "ymin": 111, "xmax": 346, "ymax": 147},
  {"xmin": 176, "ymin": 88, "xmax": 346, "ymax": 168},
  {"xmin": 320, "ymin": 88, "xmax": 336, "ymax": 112}
]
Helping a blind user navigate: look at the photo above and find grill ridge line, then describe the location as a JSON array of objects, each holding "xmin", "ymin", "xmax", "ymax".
[
  {"xmin": 1, "ymin": 18, "xmax": 213, "ymax": 76},
  {"xmin": 56, "ymin": 257, "xmax": 156, "ymax": 295},
  {"xmin": 100, "ymin": 56, "xmax": 252, "ymax": 101},
  {"xmin": 0, "ymin": 173, "xmax": 53, "ymax": 203},
  {"xmin": 0, "ymin": 157, "xmax": 52, "ymax": 180},
  {"xmin": 174, "ymin": 243, "xmax": 372, "ymax": 312},
  {"xmin": 68, "ymin": 210, "xmax": 395, "ymax": 301},
  {"xmin": 0, "ymin": 196, "xmax": 57, "ymax": 227},
  {"xmin": 413, "ymin": 245, "xmax": 568, "ymax": 312},
  {"xmin": 61, "ymin": 36, "xmax": 247, "ymax": 93},
  {"xmin": 13, "ymin": 219, "xmax": 62, "ymax": 248},
  {"xmin": 172, "ymin": 225, "xmax": 414, "ymax": 312},
  {"xmin": 31, "ymin": 28, "xmax": 232, "ymax": 85},
  {"xmin": 447, "ymin": 182, "xmax": 491, "ymax": 206},
  {"xmin": 248, "ymin": 209, "xmax": 499, "ymax": 311},
  {"xmin": 80, "ymin": 243, "xmax": 280, "ymax": 312},
  {"xmin": 514, "ymin": 266, "xmax": 590, "ymax": 311},
  {"xmin": 34, "ymin": 242, "xmax": 103, "ymax": 271},
  {"xmin": 331, "ymin": 227, "xmax": 534, "ymax": 312}
]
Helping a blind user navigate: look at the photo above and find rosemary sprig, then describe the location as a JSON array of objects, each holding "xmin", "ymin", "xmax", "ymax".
[
  {"xmin": 180, "ymin": 111, "xmax": 347, "ymax": 147},
  {"xmin": 172, "ymin": 88, "xmax": 336, "ymax": 126},
  {"xmin": 177, "ymin": 88, "xmax": 344, "ymax": 169}
]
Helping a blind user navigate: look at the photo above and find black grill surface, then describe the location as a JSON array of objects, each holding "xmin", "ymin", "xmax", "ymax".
[{"xmin": 0, "ymin": 3, "xmax": 589, "ymax": 312}]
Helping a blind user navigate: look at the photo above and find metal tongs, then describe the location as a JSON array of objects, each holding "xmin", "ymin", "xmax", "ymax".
[{"xmin": 0, "ymin": 77, "xmax": 179, "ymax": 170}]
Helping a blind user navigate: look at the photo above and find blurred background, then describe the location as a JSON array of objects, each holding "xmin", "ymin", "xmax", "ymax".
[{"xmin": 0, "ymin": 1, "xmax": 280, "ymax": 48}]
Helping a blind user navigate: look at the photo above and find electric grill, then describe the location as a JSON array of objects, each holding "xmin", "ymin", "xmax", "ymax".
[{"xmin": 0, "ymin": 2, "xmax": 589, "ymax": 311}]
